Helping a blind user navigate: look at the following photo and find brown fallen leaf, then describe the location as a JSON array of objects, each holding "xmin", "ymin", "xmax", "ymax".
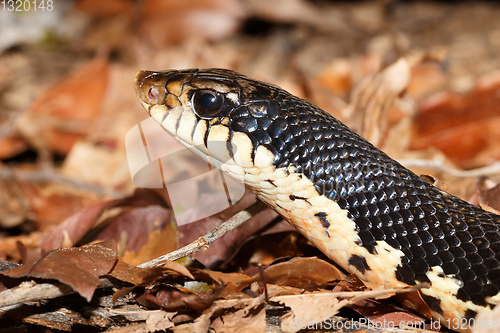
[
  {"xmin": 40, "ymin": 189, "xmax": 171, "ymax": 255},
  {"xmin": 136, "ymin": 284, "xmax": 221, "ymax": 312},
  {"xmin": 476, "ymin": 179, "xmax": 500, "ymax": 212},
  {"xmin": 193, "ymin": 294, "xmax": 266, "ymax": 333},
  {"xmin": 412, "ymin": 71, "xmax": 500, "ymax": 167},
  {"xmin": 257, "ymin": 257, "xmax": 345, "ymax": 290},
  {"xmin": 349, "ymin": 298, "xmax": 426, "ymax": 330},
  {"xmin": 96, "ymin": 205, "xmax": 176, "ymax": 265},
  {"xmin": 209, "ymin": 301, "xmax": 265, "ymax": 333},
  {"xmin": 184, "ymin": 269, "xmax": 256, "ymax": 301},
  {"xmin": 0, "ymin": 135, "xmax": 28, "ymax": 160},
  {"xmin": 40, "ymin": 198, "xmax": 122, "ymax": 252},
  {"xmin": 21, "ymin": 181, "xmax": 99, "ymax": 231},
  {"xmin": 2, "ymin": 239, "xmax": 117, "ymax": 301},
  {"xmin": 274, "ymin": 291, "xmax": 349, "ymax": 333},
  {"xmin": 17, "ymin": 56, "xmax": 109, "ymax": 154},
  {"xmin": 344, "ymin": 58, "xmax": 412, "ymax": 147},
  {"xmin": 109, "ymin": 259, "xmax": 194, "ymax": 286},
  {"xmin": 109, "ymin": 259, "xmax": 195, "ymax": 303}
]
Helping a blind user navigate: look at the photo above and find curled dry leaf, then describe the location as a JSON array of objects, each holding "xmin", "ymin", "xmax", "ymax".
[
  {"xmin": 257, "ymin": 257, "xmax": 345, "ymax": 290},
  {"xmin": 193, "ymin": 295, "xmax": 266, "ymax": 333},
  {"xmin": 136, "ymin": 284, "xmax": 222, "ymax": 312},
  {"xmin": 96, "ymin": 205, "xmax": 176, "ymax": 266},
  {"xmin": 344, "ymin": 58, "xmax": 412, "ymax": 146},
  {"xmin": 0, "ymin": 136, "xmax": 28, "ymax": 160},
  {"xmin": 17, "ymin": 56, "xmax": 109, "ymax": 154},
  {"xmin": 190, "ymin": 269, "xmax": 254, "ymax": 297},
  {"xmin": 477, "ymin": 179, "xmax": 500, "ymax": 212},
  {"xmin": 209, "ymin": 302, "xmax": 266, "ymax": 333},
  {"xmin": 40, "ymin": 198, "xmax": 122, "ymax": 252},
  {"xmin": 274, "ymin": 292, "xmax": 349, "ymax": 333},
  {"xmin": 40, "ymin": 189, "xmax": 173, "ymax": 262},
  {"xmin": 412, "ymin": 71, "xmax": 500, "ymax": 167},
  {"xmin": 2, "ymin": 239, "xmax": 117, "ymax": 301},
  {"xmin": 349, "ymin": 298, "xmax": 426, "ymax": 329},
  {"xmin": 109, "ymin": 259, "xmax": 194, "ymax": 286}
]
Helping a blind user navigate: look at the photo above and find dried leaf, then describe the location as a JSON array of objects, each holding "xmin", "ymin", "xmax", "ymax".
[
  {"xmin": 0, "ymin": 136, "xmax": 28, "ymax": 159},
  {"xmin": 191, "ymin": 269, "xmax": 253, "ymax": 295},
  {"xmin": 345, "ymin": 58, "xmax": 412, "ymax": 146},
  {"xmin": 258, "ymin": 257, "xmax": 345, "ymax": 289},
  {"xmin": 477, "ymin": 179, "xmax": 500, "ymax": 212},
  {"xmin": 412, "ymin": 71, "xmax": 500, "ymax": 167},
  {"xmin": 40, "ymin": 189, "xmax": 170, "ymax": 254},
  {"xmin": 96, "ymin": 205, "xmax": 176, "ymax": 265},
  {"xmin": 193, "ymin": 295, "xmax": 266, "ymax": 333},
  {"xmin": 274, "ymin": 292, "xmax": 349, "ymax": 333},
  {"xmin": 349, "ymin": 298, "xmax": 426, "ymax": 329},
  {"xmin": 40, "ymin": 198, "xmax": 122, "ymax": 252},
  {"xmin": 21, "ymin": 182, "xmax": 98, "ymax": 230},
  {"xmin": 2, "ymin": 240, "xmax": 117, "ymax": 301},
  {"xmin": 136, "ymin": 284, "xmax": 220, "ymax": 312},
  {"xmin": 109, "ymin": 259, "xmax": 194, "ymax": 286},
  {"xmin": 17, "ymin": 56, "xmax": 109, "ymax": 154},
  {"xmin": 209, "ymin": 302, "xmax": 265, "ymax": 333},
  {"xmin": 145, "ymin": 310, "xmax": 176, "ymax": 332}
]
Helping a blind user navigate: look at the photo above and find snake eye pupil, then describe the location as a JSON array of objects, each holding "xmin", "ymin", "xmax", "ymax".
[{"xmin": 192, "ymin": 90, "xmax": 224, "ymax": 119}]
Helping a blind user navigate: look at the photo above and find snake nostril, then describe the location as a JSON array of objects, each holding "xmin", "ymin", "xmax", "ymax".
[{"xmin": 147, "ymin": 87, "xmax": 159, "ymax": 102}]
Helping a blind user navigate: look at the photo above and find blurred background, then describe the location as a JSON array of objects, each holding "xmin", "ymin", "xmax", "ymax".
[{"xmin": 1, "ymin": 0, "xmax": 500, "ymax": 264}]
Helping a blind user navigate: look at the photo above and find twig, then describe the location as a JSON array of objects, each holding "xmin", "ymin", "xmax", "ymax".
[
  {"xmin": 0, "ymin": 166, "xmax": 124, "ymax": 198},
  {"xmin": 0, "ymin": 277, "xmax": 117, "ymax": 308},
  {"xmin": 399, "ymin": 159, "xmax": 500, "ymax": 178},
  {"xmin": 138, "ymin": 200, "xmax": 268, "ymax": 268}
]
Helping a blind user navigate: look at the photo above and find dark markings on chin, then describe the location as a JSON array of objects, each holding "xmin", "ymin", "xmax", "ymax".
[
  {"xmin": 190, "ymin": 118, "xmax": 201, "ymax": 142},
  {"xmin": 420, "ymin": 293, "xmax": 443, "ymax": 315},
  {"xmin": 203, "ymin": 123, "xmax": 211, "ymax": 149},
  {"xmin": 314, "ymin": 212, "xmax": 330, "ymax": 228},
  {"xmin": 290, "ymin": 194, "xmax": 312, "ymax": 205},
  {"xmin": 348, "ymin": 254, "xmax": 371, "ymax": 275},
  {"xmin": 265, "ymin": 179, "xmax": 277, "ymax": 187}
]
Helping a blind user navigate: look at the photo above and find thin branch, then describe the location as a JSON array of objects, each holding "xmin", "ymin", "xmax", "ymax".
[
  {"xmin": 0, "ymin": 277, "xmax": 117, "ymax": 308},
  {"xmin": 0, "ymin": 166, "xmax": 124, "ymax": 198},
  {"xmin": 399, "ymin": 159, "xmax": 500, "ymax": 178},
  {"xmin": 138, "ymin": 200, "xmax": 268, "ymax": 268}
]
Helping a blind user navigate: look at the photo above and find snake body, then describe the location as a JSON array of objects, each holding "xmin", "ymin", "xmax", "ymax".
[{"xmin": 135, "ymin": 68, "xmax": 500, "ymax": 331}]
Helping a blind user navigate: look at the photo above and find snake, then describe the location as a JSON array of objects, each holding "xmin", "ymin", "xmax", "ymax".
[{"xmin": 134, "ymin": 68, "xmax": 500, "ymax": 332}]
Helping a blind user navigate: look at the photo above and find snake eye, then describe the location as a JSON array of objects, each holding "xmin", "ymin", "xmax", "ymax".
[{"xmin": 192, "ymin": 90, "xmax": 224, "ymax": 119}]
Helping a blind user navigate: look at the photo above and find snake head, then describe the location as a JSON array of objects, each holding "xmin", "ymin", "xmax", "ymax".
[{"xmin": 135, "ymin": 68, "xmax": 285, "ymax": 177}]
